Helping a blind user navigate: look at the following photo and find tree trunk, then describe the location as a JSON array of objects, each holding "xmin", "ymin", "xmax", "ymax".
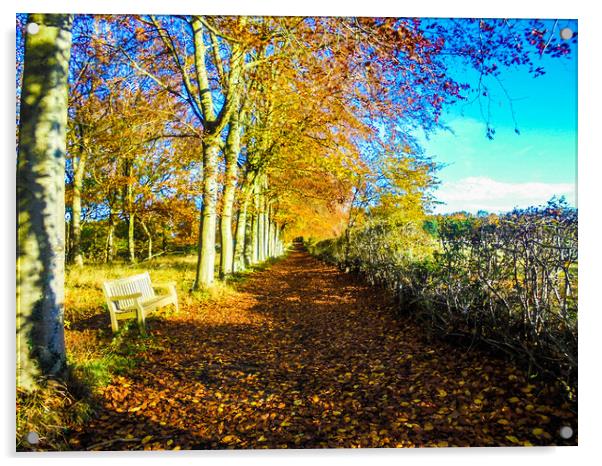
[
  {"xmin": 250, "ymin": 181, "xmax": 260, "ymax": 265},
  {"xmin": 265, "ymin": 208, "xmax": 270, "ymax": 259},
  {"xmin": 257, "ymin": 188, "xmax": 265, "ymax": 263},
  {"xmin": 233, "ymin": 191, "xmax": 251, "ymax": 273},
  {"xmin": 124, "ymin": 160, "xmax": 136, "ymax": 263},
  {"xmin": 262, "ymin": 198, "xmax": 269, "ymax": 260},
  {"xmin": 193, "ymin": 137, "xmax": 220, "ymax": 289},
  {"xmin": 267, "ymin": 206, "xmax": 274, "ymax": 258},
  {"xmin": 219, "ymin": 107, "xmax": 242, "ymax": 278},
  {"xmin": 68, "ymin": 137, "xmax": 87, "ymax": 267},
  {"xmin": 269, "ymin": 220, "xmax": 275, "ymax": 258},
  {"xmin": 141, "ymin": 220, "xmax": 152, "ymax": 261},
  {"xmin": 128, "ymin": 212, "xmax": 135, "ymax": 263},
  {"xmin": 277, "ymin": 225, "xmax": 284, "ymax": 255},
  {"xmin": 65, "ymin": 219, "xmax": 70, "ymax": 260},
  {"xmin": 16, "ymin": 14, "xmax": 73, "ymax": 390},
  {"xmin": 104, "ymin": 191, "xmax": 117, "ymax": 264},
  {"xmin": 250, "ymin": 211, "xmax": 258, "ymax": 265},
  {"xmin": 242, "ymin": 208, "xmax": 252, "ymax": 267},
  {"xmin": 255, "ymin": 188, "xmax": 264, "ymax": 262},
  {"xmin": 261, "ymin": 178, "xmax": 270, "ymax": 260},
  {"xmin": 105, "ymin": 215, "xmax": 116, "ymax": 264}
]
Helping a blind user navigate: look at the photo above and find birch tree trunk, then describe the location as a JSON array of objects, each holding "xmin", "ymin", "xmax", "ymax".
[
  {"xmin": 233, "ymin": 189, "xmax": 252, "ymax": 272},
  {"xmin": 16, "ymin": 14, "xmax": 73, "ymax": 390},
  {"xmin": 257, "ymin": 188, "xmax": 265, "ymax": 263},
  {"xmin": 68, "ymin": 132, "xmax": 87, "ymax": 267},
  {"xmin": 219, "ymin": 106, "xmax": 242, "ymax": 278},
  {"xmin": 269, "ymin": 220, "xmax": 275, "ymax": 258},
  {"xmin": 275, "ymin": 225, "xmax": 280, "ymax": 256},
  {"xmin": 104, "ymin": 191, "xmax": 117, "ymax": 264},
  {"xmin": 141, "ymin": 220, "xmax": 152, "ymax": 261},
  {"xmin": 263, "ymin": 199, "xmax": 270, "ymax": 260},
  {"xmin": 244, "ymin": 211, "xmax": 255, "ymax": 267},
  {"xmin": 193, "ymin": 137, "xmax": 220, "ymax": 289},
  {"xmin": 262, "ymin": 178, "xmax": 271, "ymax": 260},
  {"xmin": 188, "ymin": 16, "xmax": 243, "ymax": 289},
  {"xmin": 124, "ymin": 160, "xmax": 136, "ymax": 263},
  {"xmin": 128, "ymin": 212, "xmax": 136, "ymax": 263},
  {"xmin": 250, "ymin": 182, "xmax": 260, "ymax": 265},
  {"xmin": 250, "ymin": 209, "xmax": 259, "ymax": 265},
  {"xmin": 267, "ymin": 205, "xmax": 274, "ymax": 258},
  {"xmin": 277, "ymin": 225, "xmax": 284, "ymax": 255}
]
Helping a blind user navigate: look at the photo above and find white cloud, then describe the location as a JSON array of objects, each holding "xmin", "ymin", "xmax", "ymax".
[{"xmin": 434, "ymin": 177, "xmax": 576, "ymax": 214}]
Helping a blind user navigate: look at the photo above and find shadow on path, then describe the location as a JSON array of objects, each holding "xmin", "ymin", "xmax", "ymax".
[{"xmin": 68, "ymin": 248, "xmax": 577, "ymax": 450}]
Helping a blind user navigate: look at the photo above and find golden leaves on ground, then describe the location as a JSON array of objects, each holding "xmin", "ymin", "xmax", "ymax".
[{"xmin": 68, "ymin": 251, "xmax": 576, "ymax": 450}]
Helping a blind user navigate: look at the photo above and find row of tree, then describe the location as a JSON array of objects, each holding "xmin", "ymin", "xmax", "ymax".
[
  {"xmin": 16, "ymin": 13, "xmax": 575, "ymax": 388},
  {"xmin": 58, "ymin": 14, "xmax": 465, "ymax": 287}
]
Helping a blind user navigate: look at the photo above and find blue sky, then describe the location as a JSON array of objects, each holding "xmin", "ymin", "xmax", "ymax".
[{"xmin": 421, "ymin": 21, "xmax": 578, "ymax": 214}]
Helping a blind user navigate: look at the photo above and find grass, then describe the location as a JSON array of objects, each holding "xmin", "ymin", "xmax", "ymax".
[{"xmin": 18, "ymin": 252, "xmax": 288, "ymax": 451}]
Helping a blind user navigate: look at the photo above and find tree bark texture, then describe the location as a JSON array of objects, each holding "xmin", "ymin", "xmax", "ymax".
[{"xmin": 16, "ymin": 13, "xmax": 73, "ymax": 389}]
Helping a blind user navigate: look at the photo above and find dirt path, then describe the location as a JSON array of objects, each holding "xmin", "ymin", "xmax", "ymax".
[{"xmin": 70, "ymin": 249, "xmax": 576, "ymax": 450}]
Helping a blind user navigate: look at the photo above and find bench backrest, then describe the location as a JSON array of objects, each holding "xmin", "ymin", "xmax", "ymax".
[{"xmin": 103, "ymin": 272, "xmax": 155, "ymax": 310}]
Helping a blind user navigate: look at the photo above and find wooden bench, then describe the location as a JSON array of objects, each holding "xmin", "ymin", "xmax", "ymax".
[{"xmin": 102, "ymin": 272, "xmax": 178, "ymax": 334}]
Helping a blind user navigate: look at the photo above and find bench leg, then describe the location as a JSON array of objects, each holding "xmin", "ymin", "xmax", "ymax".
[
  {"xmin": 136, "ymin": 303, "xmax": 147, "ymax": 336},
  {"xmin": 108, "ymin": 306, "xmax": 119, "ymax": 333}
]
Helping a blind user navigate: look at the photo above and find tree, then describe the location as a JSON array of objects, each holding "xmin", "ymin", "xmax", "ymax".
[
  {"xmin": 219, "ymin": 100, "xmax": 245, "ymax": 278},
  {"xmin": 111, "ymin": 15, "xmax": 247, "ymax": 287},
  {"xmin": 17, "ymin": 14, "xmax": 74, "ymax": 389},
  {"xmin": 68, "ymin": 74, "xmax": 196, "ymax": 263}
]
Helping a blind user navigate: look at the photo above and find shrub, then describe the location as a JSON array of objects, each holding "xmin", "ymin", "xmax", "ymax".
[{"xmin": 308, "ymin": 200, "xmax": 578, "ymax": 390}]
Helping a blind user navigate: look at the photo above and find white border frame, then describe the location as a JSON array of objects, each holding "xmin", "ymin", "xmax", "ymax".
[{"xmin": 4, "ymin": 1, "xmax": 600, "ymax": 465}]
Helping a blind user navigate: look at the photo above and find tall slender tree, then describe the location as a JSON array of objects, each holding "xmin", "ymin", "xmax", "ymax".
[{"xmin": 17, "ymin": 14, "xmax": 73, "ymax": 389}]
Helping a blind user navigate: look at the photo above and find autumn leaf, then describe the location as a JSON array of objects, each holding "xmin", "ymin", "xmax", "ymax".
[
  {"xmin": 63, "ymin": 239, "xmax": 577, "ymax": 450},
  {"xmin": 222, "ymin": 435, "xmax": 238, "ymax": 444}
]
